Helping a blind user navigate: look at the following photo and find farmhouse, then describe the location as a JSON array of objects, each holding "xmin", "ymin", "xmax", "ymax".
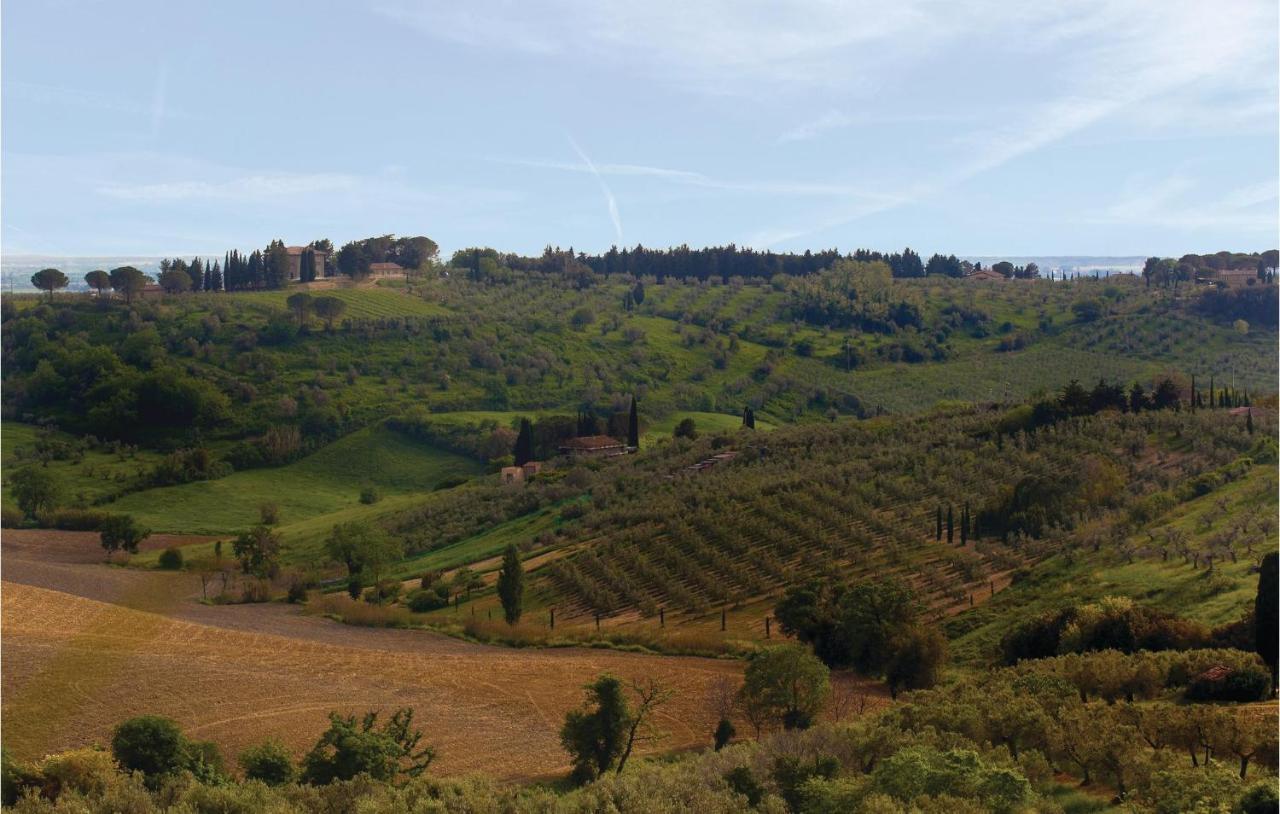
[
  {"xmin": 559, "ymin": 435, "xmax": 627, "ymax": 458},
  {"xmin": 286, "ymin": 246, "xmax": 328, "ymax": 281},
  {"xmin": 368, "ymin": 262, "xmax": 407, "ymax": 279},
  {"xmin": 1197, "ymin": 268, "xmax": 1260, "ymax": 288},
  {"xmin": 966, "ymin": 268, "xmax": 1007, "ymax": 282}
]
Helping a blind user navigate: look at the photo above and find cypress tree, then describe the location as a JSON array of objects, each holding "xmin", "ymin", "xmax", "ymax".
[
  {"xmin": 627, "ymin": 396, "xmax": 639, "ymax": 449},
  {"xmin": 496, "ymin": 543, "xmax": 524, "ymax": 625},
  {"xmin": 513, "ymin": 418, "xmax": 533, "ymax": 465},
  {"xmin": 1247, "ymin": 411, "xmax": 1254, "ymax": 435},
  {"xmin": 1256, "ymin": 553, "xmax": 1277, "ymax": 694},
  {"xmin": 1209, "ymin": 376, "xmax": 1215, "ymax": 408},
  {"xmin": 960, "ymin": 504, "xmax": 968, "ymax": 546},
  {"xmin": 946, "ymin": 506, "xmax": 954, "ymax": 545},
  {"xmin": 936, "ymin": 506, "xmax": 943, "ymax": 542},
  {"xmin": 1190, "ymin": 375, "xmax": 1196, "ymax": 412},
  {"xmin": 743, "ymin": 405, "xmax": 756, "ymax": 430}
]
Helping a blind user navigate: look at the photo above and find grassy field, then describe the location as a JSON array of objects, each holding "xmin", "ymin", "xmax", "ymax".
[
  {"xmin": 1, "ymin": 422, "xmax": 165, "ymax": 509},
  {"xmin": 228, "ymin": 286, "xmax": 450, "ymax": 319},
  {"xmin": 109, "ymin": 424, "xmax": 482, "ymax": 535}
]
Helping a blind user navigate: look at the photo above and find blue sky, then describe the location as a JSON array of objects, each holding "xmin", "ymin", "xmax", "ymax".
[{"xmin": 3, "ymin": 0, "xmax": 1277, "ymax": 258}]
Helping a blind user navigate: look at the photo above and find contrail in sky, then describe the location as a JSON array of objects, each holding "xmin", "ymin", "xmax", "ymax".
[{"xmin": 568, "ymin": 134, "xmax": 622, "ymax": 242}]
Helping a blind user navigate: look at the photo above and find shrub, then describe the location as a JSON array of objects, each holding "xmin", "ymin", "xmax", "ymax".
[
  {"xmin": 1, "ymin": 505, "xmax": 23, "ymax": 528},
  {"xmin": 359, "ymin": 486, "xmax": 381, "ymax": 505},
  {"xmin": 1185, "ymin": 665, "xmax": 1271, "ymax": 702},
  {"xmin": 407, "ymin": 587, "xmax": 449, "ymax": 612},
  {"xmin": 258, "ymin": 501, "xmax": 280, "ymax": 525},
  {"xmin": 37, "ymin": 748, "xmax": 117, "ymax": 799},
  {"xmin": 287, "ymin": 581, "xmax": 309, "ymax": 604},
  {"xmin": 713, "ymin": 718, "xmax": 735, "ymax": 751},
  {"xmin": 1237, "ymin": 781, "xmax": 1280, "ymax": 814},
  {"xmin": 238, "ymin": 740, "xmax": 295, "ymax": 786},
  {"xmin": 35, "ymin": 507, "xmax": 112, "ymax": 530},
  {"xmin": 364, "ymin": 580, "xmax": 402, "ymax": 605},
  {"xmin": 239, "ymin": 580, "xmax": 272, "ymax": 603},
  {"xmin": 157, "ymin": 547, "xmax": 183, "ymax": 570},
  {"xmin": 723, "ymin": 766, "xmax": 765, "ymax": 807},
  {"xmin": 110, "ymin": 715, "xmax": 187, "ymax": 783},
  {"xmin": 186, "ymin": 740, "xmax": 226, "ymax": 783}
]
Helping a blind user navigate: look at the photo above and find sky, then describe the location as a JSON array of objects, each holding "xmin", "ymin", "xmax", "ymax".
[{"xmin": 2, "ymin": 0, "xmax": 1278, "ymax": 259}]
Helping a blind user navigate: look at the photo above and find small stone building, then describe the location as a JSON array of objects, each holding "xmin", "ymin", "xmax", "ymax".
[
  {"xmin": 368, "ymin": 262, "xmax": 406, "ymax": 279},
  {"xmin": 500, "ymin": 466, "xmax": 524, "ymax": 484}
]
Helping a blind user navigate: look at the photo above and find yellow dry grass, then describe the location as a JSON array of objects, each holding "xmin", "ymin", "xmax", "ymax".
[
  {"xmin": 1, "ymin": 580, "xmax": 745, "ymax": 780},
  {"xmin": 2, "ymin": 529, "xmax": 894, "ymax": 780}
]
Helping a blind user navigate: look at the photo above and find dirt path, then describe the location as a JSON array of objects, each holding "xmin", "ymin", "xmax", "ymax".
[{"xmin": 1, "ymin": 530, "xmax": 745, "ymax": 779}]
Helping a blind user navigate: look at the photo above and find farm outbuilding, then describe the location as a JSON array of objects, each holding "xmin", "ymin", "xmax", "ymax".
[
  {"xmin": 500, "ymin": 466, "xmax": 524, "ymax": 484},
  {"xmin": 558, "ymin": 436, "xmax": 627, "ymax": 458}
]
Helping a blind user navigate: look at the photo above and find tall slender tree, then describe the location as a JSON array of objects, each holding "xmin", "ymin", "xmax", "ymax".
[
  {"xmin": 497, "ymin": 543, "xmax": 524, "ymax": 625},
  {"xmin": 743, "ymin": 405, "xmax": 756, "ymax": 429},
  {"xmin": 936, "ymin": 506, "xmax": 943, "ymax": 542},
  {"xmin": 946, "ymin": 506, "xmax": 954, "ymax": 545},
  {"xmin": 627, "ymin": 397, "xmax": 639, "ymax": 449},
  {"xmin": 1256, "ymin": 553, "xmax": 1277, "ymax": 695},
  {"xmin": 514, "ymin": 418, "xmax": 534, "ymax": 466}
]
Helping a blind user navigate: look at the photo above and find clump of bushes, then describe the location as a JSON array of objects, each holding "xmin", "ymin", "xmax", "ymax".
[
  {"xmin": 34, "ymin": 507, "xmax": 112, "ymax": 531},
  {"xmin": 359, "ymin": 486, "xmax": 381, "ymax": 505},
  {"xmin": 1185, "ymin": 665, "xmax": 1271, "ymax": 702},
  {"xmin": 157, "ymin": 547, "xmax": 183, "ymax": 570},
  {"xmin": 407, "ymin": 583, "xmax": 451, "ymax": 612},
  {"xmin": 1000, "ymin": 596, "xmax": 1222, "ymax": 664}
]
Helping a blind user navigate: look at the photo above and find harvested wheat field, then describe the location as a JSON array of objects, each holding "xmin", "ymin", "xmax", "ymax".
[{"xmin": 0, "ymin": 531, "xmax": 772, "ymax": 779}]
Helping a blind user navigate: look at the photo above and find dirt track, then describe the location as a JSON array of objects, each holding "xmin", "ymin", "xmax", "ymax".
[{"xmin": 1, "ymin": 530, "xmax": 755, "ymax": 778}]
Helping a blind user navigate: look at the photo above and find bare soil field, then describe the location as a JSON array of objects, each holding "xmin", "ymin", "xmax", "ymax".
[{"xmin": 2, "ymin": 529, "xmax": 853, "ymax": 780}]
